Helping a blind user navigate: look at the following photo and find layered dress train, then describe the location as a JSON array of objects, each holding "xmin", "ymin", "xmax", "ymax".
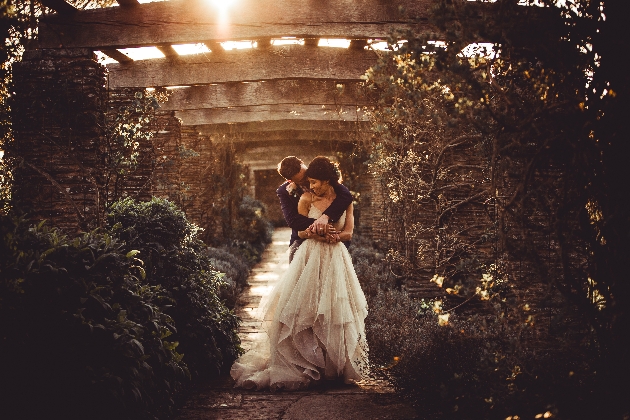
[{"xmin": 230, "ymin": 206, "xmax": 368, "ymax": 390}]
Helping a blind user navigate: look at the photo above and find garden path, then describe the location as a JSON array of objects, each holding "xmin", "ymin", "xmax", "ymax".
[{"xmin": 176, "ymin": 227, "xmax": 417, "ymax": 420}]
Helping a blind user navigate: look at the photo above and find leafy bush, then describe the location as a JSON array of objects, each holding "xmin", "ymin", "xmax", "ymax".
[
  {"xmin": 349, "ymin": 238, "xmax": 599, "ymax": 419},
  {"xmin": 366, "ymin": 288, "xmax": 599, "ymax": 419},
  {"xmin": 348, "ymin": 235, "xmax": 391, "ymax": 297},
  {"xmin": 106, "ymin": 197, "xmax": 241, "ymax": 379},
  {"xmin": 0, "ymin": 215, "xmax": 187, "ymax": 420},
  {"xmin": 204, "ymin": 246, "xmax": 250, "ymax": 288},
  {"xmin": 227, "ymin": 195, "xmax": 273, "ymax": 264},
  {"xmin": 204, "ymin": 246, "xmax": 251, "ymax": 308}
]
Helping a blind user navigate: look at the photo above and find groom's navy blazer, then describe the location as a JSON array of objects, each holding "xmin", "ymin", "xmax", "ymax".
[{"xmin": 276, "ymin": 181, "xmax": 353, "ymax": 247}]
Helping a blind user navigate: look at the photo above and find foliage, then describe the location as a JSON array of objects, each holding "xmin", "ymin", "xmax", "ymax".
[
  {"xmin": 0, "ymin": 0, "xmax": 16, "ymax": 213},
  {"xmin": 364, "ymin": 47, "xmax": 494, "ymax": 294},
  {"xmin": 106, "ymin": 197, "xmax": 241, "ymax": 378},
  {"xmin": 348, "ymin": 234, "xmax": 391, "ymax": 297},
  {"xmin": 195, "ymin": 145, "xmax": 273, "ymax": 263},
  {"xmin": 0, "ymin": 214, "xmax": 187, "ymax": 420},
  {"xmin": 334, "ymin": 145, "xmax": 372, "ymax": 226},
  {"xmin": 103, "ymin": 90, "xmax": 161, "ymax": 206},
  {"xmin": 363, "ymin": 0, "xmax": 630, "ymax": 416},
  {"xmin": 228, "ymin": 195, "xmax": 274, "ymax": 264},
  {"xmin": 427, "ymin": 0, "xmax": 630, "ymax": 414},
  {"xmin": 349, "ymin": 237, "xmax": 597, "ymax": 419},
  {"xmin": 204, "ymin": 245, "xmax": 252, "ymax": 308},
  {"xmin": 365, "ymin": 287, "xmax": 597, "ymax": 420},
  {"xmin": 204, "ymin": 246, "xmax": 250, "ymax": 289},
  {"xmin": 0, "ymin": 2, "xmax": 158, "ymax": 222}
]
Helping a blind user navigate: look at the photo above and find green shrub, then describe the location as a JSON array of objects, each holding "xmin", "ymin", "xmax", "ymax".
[
  {"xmin": 106, "ymin": 197, "xmax": 241, "ymax": 378},
  {"xmin": 204, "ymin": 246, "xmax": 251, "ymax": 308},
  {"xmin": 365, "ymin": 287, "xmax": 600, "ymax": 419},
  {"xmin": 204, "ymin": 246, "xmax": 250, "ymax": 288},
  {"xmin": 349, "ymin": 235, "xmax": 393, "ymax": 297},
  {"xmin": 0, "ymin": 215, "xmax": 187, "ymax": 420},
  {"xmin": 227, "ymin": 195, "xmax": 273, "ymax": 264}
]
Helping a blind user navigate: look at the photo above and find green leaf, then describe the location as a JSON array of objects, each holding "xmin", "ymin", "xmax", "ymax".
[{"xmin": 126, "ymin": 250, "xmax": 141, "ymax": 258}]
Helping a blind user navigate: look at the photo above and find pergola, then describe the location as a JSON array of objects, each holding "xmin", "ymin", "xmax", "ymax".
[
  {"xmin": 37, "ymin": 0, "xmax": 437, "ymax": 170},
  {"xmin": 14, "ymin": 0, "xmax": 446, "ymax": 230}
]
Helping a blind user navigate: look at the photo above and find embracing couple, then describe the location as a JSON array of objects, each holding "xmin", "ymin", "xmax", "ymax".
[{"xmin": 230, "ymin": 155, "xmax": 369, "ymax": 391}]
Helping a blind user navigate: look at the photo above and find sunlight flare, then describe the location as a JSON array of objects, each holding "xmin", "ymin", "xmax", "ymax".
[{"xmin": 208, "ymin": 0, "xmax": 238, "ymax": 38}]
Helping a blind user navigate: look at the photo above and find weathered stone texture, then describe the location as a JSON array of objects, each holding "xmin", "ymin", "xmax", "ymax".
[
  {"xmin": 10, "ymin": 48, "xmax": 108, "ymax": 231},
  {"xmin": 177, "ymin": 126, "xmax": 212, "ymax": 228}
]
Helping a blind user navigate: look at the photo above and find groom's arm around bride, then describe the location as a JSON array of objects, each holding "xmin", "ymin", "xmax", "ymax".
[{"xmin": 276, "ymin": 156, "xmax": 352, "ymax": 260}]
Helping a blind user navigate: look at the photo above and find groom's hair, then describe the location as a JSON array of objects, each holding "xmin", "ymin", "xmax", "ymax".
[{"xmin": 277, "ymin": 156, "xmax": 303, "ymax": 180}]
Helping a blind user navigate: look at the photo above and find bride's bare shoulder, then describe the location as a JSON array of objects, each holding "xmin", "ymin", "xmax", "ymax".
[
  {"xmin": 299, "ymin": 191, "xmax": 314, "ymax": 203},
  {"xmin": 298, "ymin": 192, "xmax": 313, "ymax": 213}
]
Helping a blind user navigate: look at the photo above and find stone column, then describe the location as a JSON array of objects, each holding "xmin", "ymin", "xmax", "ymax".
[{"xmin": 10, "ymin": 48, "xmax": 107, "ymax": 231}]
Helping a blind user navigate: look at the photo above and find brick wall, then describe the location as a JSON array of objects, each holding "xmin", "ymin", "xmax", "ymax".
[{"xmin": 10, "ymin": 48, "xmax": 108, "ymax": 231}]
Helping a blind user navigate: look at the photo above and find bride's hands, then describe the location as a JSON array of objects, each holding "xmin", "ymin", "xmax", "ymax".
[
  {"xmin": 309, "ymin": 214, "xmax": 331, "ymax": 235},
  {"xmin": 325, "ymin": 231, "xmax": 341, "ymax": 244},
  {"xmin": 323, "ymin": 226, "xmax": 341, "ymax": 243},
  {"xmin": 303, "ymin": 224, "xmax": 339, "ymax": 243}
]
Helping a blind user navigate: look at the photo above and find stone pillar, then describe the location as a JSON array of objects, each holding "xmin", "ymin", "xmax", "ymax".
[
  {"xmin": 10, "ymin": 48, "xmax": 107, "ymax": 231},
  {"xmin": 355, "ymin": 171, "xmax": 386, "ymax": 243}
]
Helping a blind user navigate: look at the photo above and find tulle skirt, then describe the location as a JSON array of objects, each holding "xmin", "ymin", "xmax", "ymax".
[{"xmin": 230, "ymin": 239, "xmax": 369, "ymax": 390}]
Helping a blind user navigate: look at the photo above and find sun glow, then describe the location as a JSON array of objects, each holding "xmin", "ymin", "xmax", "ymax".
[
  {"xmin": 209, "ymin": 0, "xmax": 237, "ymax": 38},
  {"xmin": 210, "ymin": 0, "xmax": 237, "ymax": 12}
]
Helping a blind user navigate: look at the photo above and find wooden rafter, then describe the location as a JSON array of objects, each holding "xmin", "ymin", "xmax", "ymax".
[
  {"xmin": 159, "ymin": 80, "xmax": 371, "ymax": 111},
  {"xmin": 156, "ymin": 44, "xmax": 179, "ymax": 59},
  {"xmin": 197, "ymin": 128, "xmax": 372, "ymax": 143},
  {"xmin": 116, "ymin": 0, "xmax": 139, "ymax": 6},
  {"xmin": 191, "ymin": 120, "xmax": 368, "ymax": 135},
  {"xmin": 38, "ymin": 0, "xmax": 77, "ymax": 16},
  {"xmin": 38, "ymin": 0, "xmax": 436, "ymax": 49},
  {"xmin": 204, "ymin": 41, "xmax": 225, "ymax": 53},
  {"xmin": 175, "ymin": 104, "xmax": 368, "ymax": 126},
  {"xmin": 100, "ymin": 48, "xmax": 133, "ymax": 63},
  {"xmin": 107, "ymin": 45, "xmax": 378, "ymax": 88}
]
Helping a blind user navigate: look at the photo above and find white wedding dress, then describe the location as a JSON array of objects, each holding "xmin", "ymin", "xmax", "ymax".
[{"xmin": 230, "ymin": 205, "xmax": 369, "ymax": 390}]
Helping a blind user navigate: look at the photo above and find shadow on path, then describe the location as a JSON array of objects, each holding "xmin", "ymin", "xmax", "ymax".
[{"xmin": 176, "ymin": 228, "xmax": 418, "ymax": 420}]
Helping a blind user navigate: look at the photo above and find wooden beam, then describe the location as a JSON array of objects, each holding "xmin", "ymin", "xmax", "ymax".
[
  {"xmin": 100, "ymin": 48, "xmax": 133, "ymax": 63},
  {"xmin": 349, "ymin": 39, "xmax": 369, "ymax": 50},
  {"xmin": 159, "ymin": 80, "xmax": 372, "ymax": 111},
  {"xmin": 240, "ymin": 143, "xmax": 357, "ymax": 176},
  {"xmin": 156, "ymin": 44, "xmax": 179, "ymax": 59},
  {"xmin": 39, "ymin": 0, "xmax": 436, "ymax": 49},
  {"xmin": 191, "ymin": 119, "xmax": 369, "ymax": 135},
  {"xmin": 107, "ymin": 45, "xmax": 378, "ymax": 88},
  {"xmin": 38, "ymin": 0, "xmax": 77, "ymax": 16},
  {"xmin": 175, "ymin": 104, "xmax": 369, "ymax": 126},
  {"xmin": 197, "ymin": 128, "xmax": 372, "ymax": 143},
  {"xmin": 241, "ymin": 143, "xmax": 356, "ymax": 171},
  {"xmin": 204, "ymin": 41, "xmax": 224, "ymax": 53},
  {"xmin": 257, "ymin": 38, "xmax": 272, "ymax": 48}
]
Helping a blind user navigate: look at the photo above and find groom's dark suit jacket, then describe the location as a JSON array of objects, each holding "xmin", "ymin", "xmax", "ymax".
[{"xmin": 276, "ymin": 181, "xmax": 353, "ymax": 247}]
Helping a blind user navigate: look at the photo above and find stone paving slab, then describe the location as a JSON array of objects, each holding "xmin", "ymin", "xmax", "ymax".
[{"xmin": 177, "ymin": 228, "xmax": 418, "ymax": 420}]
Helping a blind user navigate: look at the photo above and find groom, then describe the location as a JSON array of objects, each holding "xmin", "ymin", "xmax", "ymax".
[{"xmin": 276, "ymin": 156, "xmax": 353, "ymax": 262}]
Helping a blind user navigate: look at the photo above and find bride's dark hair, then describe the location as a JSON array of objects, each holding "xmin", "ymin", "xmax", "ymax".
[{"xmin": 305, "ymin": 156, "xmax": 342, "ymax": 185}]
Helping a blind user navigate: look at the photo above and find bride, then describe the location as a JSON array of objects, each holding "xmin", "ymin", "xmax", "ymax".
[{"xmin": 230, "ymin": 156, "xmax": 369, "ymax": 390}]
